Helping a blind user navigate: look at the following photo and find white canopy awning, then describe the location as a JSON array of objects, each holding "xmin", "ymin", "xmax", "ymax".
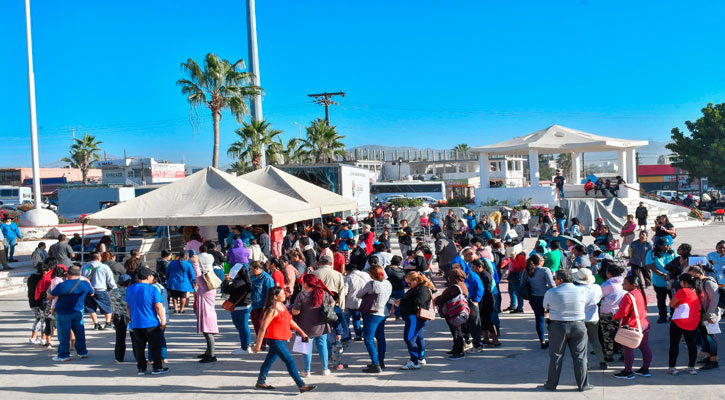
[
  {"xmin": 239, "ymin": 166, "xmax": 358, "ymax": 214},
  {"xmin": 471, "ymin": 124, "xmax": 648, "ymax": 155},
  {"xmin": 86, "ymin": 167, "xmax": 321, "ymax": 228}
]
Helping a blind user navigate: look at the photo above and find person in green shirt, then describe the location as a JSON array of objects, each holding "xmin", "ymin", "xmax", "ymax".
[{"xmin": 543, "ymin": 240, "xmax": 563, "ymax": 272}]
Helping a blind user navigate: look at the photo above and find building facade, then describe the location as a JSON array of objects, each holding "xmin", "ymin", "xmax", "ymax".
[{"xmin": 94, "ymin": 158, "xmax": 185, "ymax": 185}]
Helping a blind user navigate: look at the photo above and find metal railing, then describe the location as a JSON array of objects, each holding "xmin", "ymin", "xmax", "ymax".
[{"xmin": 623, "ymin": 185, "xmax": 704, "ymax": 221}]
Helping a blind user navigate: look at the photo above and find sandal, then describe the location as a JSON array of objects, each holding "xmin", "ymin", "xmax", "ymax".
[
  {"xmin": 485, "ymin": 342, "xmax": 502, "ymax": 348},
  {"xmin": 255, "ymin": 383, "xmax": 275, "ymax": 390}
]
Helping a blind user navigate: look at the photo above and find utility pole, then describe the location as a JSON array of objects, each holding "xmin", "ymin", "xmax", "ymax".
[
  {"xmin": 246, "ymin": 0, "xmax": 264, "ymax": 167},
  {"xmin": 308, "ymin": 91, "xmax": 345, "ymax": 125}
]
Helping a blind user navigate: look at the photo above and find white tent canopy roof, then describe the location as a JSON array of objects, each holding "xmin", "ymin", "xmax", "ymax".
[
  {"xmin": 86, "ymin": 167, "xmax": 321, "ymax": 228},
  {"xmin": 471, "ymin": 124, "xmax": 648, "ymax": 155},
  {"xmin": 239, "ymin": 166, "xmax": 358, "ymax": 214}
]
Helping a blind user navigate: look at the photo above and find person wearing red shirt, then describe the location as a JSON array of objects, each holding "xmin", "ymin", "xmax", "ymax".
[
  {"xmin": 266, "ymin": 259, "xmax": 286, "ymax": 290},
  {"xmin": 667, "ymin": 273, "xmax": 702, "ymax": 375},
  {"xmin": 330, "ymin": 244, "xmax": 345, "ymax": 274},
  {"xmin": 612, "ymin": 275, "xmax": 652, "ymax": 379}
]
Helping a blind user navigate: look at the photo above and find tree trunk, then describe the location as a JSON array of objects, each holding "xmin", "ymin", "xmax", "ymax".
[{"xmin": 212, "ymin": 111, "xmax": 220, "ymax": 168}]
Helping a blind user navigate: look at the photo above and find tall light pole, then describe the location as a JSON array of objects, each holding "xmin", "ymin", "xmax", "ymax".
[
  {"xmin": 293, "ymin": 121, "xmax": 302, "ymax": 139},
  {"xmin": 24, "ymin": 0, "xmax": 41, "ymax": 211},
  {"xmin": 246, "ymin": 0, "xmax": 264, "ymax": 167}
]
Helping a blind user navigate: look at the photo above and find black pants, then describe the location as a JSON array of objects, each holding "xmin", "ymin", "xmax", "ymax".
[
  {"xmin": 599, "ymin": 313, "xmax": 620, "ymax": 358},
  {"xmin": 113, "ymin": 314, "xmax": 138, "ymax": 362},
  {"xmin": 463, "ymin": 301, "xmax": 482, "ymax": 347},
  {"xmin": 654, "ymin": 286, "xmax": 672, "ymax": 320},
  {"xmin": 669, "ymin": 323, "xmax": 697, "ymax": 368},
  {"xmin": 133, "ymin": 326, "xmax": 163, "ymax": 371},
  {"xmin": 446, "ymin": 320, "xmax": 464, "ymax": 355},
  {"xmin": 630, "ymin": 265, "xmax": 651, "ymax": 286}
]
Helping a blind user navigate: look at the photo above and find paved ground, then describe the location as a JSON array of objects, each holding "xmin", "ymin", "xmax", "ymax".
[{"xmin": 1, "ymin": 224, "xmax": 724, "ymax": 399}]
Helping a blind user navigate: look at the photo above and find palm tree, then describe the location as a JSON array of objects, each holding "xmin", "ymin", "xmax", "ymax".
[
  {"xmin": 227, "ymin": 119, "xmax": 283, "ymax": 169},
  {"xmin": 281, "ymin": 138, "xmax": 312, "ymax": 164},
  {"xmin": 453, "ymin": 143, "xmax": 470, "ymax": 159},
  {"xmin": 177, "ymin": 53, "xmax": 262, "ymax": 168},
  {"xmin": 226, "ymin": 160, "xmax": 253, "ymax": 175},
  {"xmin": 557, "ymin": 153, "xmax": 573, "ymax": 180},
  {"xmin": 61, "ymin": 133, "xmax": 102, "ymax": 184},
  {"xmin": 303, "ymin": 118, "xmax": 346, "ymax": 163}
]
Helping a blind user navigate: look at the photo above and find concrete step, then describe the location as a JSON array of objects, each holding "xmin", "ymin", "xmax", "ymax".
[{"xmin": 0, "ymin": 261, "xmax": 36, "ymax": 298}]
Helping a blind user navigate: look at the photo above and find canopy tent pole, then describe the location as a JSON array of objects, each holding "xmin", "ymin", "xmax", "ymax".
[
  {"xmin": 80, "ymin": 221, "xmax": 85, "ymax": 264},
  {"xmin": 167, "ymin": 225, "xmax": 171, "ymax": 251}
]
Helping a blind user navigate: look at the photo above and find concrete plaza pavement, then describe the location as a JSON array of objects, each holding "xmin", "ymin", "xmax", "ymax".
[{"xmin": 0, "ymin": 223, "xmax": 724, "ymax": 399}]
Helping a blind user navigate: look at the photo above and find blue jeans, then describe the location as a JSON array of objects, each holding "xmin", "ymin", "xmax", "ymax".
[
  {"xmin": 5, "ymin": 242, "xmax": 15, "ymax": 260},
  {"xmin": 56, "ymin": 311, "xmax": 87, "ymax": 358},
  {"xmin": 230, "ymin": 307, "xmax": 252, "ymax": 350},
  {"xmin": 388, "ymin": 289, "xmax": 405, "ymax": 319},
  {"xmin": 557, "ymin": 219, "xmax": 566, "ymax": 233},
  {"xmin": 362, "ymin": 314, "xmax": 387, "ymax": 365},
  {"xmin": 530, "ymin": 296, "xmax": 546, "ymax": 342},
  {"xmin": 346, "ymin": 309, "xmax": 363, "ymax": 338},
  {"xmin": 508, "ymin": 280, "xmax": 523, "ymax": 310},
  {"xmin": 257, "ymin": 339, "xmax": 305, "ymax": 388},
  {"xmin": 147, "ymin": 328, "xmax": 167, "ymax": 361},
  {"xmin": 302, "ymin": 335, "xmax": 329, "ymax": 372},
  {"xmin": 402, "ymin": 314, "xmax": 427, "ymax": 363}
]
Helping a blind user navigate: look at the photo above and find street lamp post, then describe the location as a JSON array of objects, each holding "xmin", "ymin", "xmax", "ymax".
[
  {"xmin": 293, "ymin": 121, "xmax": 302, "ymax": 139},
  {"xmin": 24, "ymin": 0, "xmax": 42, "ymax": 211},
  {"xmin": 246, "ymin": 0, "xmax": 264, "ymax": 167}
]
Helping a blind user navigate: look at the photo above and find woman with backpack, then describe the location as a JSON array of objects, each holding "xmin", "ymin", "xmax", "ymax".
[
  {"xmin": 687, "ymin": 266, "xmax": 720, "ymax": 370},
  {"xmin": 520, "ymin": 254, "xmax": 555, "ymax": 348},
  {"xmin": 291, "ymin": 274, "xmax": 333, "ymax": 376},
  {"xmin": 434, "ymin": 268, "xmax": 469, "ymax": 360},
  {"xmin": 358, "ymin": 265, "xmax": 393, "ymax": 373}
]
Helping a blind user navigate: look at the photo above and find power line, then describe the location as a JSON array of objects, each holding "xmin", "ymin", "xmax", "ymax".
[{"xmin": 308, "ymin": 91, "xmax": 345, "ymax": 125}]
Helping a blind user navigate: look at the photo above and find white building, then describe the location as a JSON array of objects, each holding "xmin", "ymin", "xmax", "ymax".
[{"xmin": 94, "ymin": 158, "xmax": 185, "ymax": 185}]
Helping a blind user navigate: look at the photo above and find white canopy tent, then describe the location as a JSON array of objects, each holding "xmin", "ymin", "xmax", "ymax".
[
  {"xmin": 239, "ymin": 166, "xmax": 358, "ymax": 214},
  {"xmin": 86, "ymin": 167, "xmax": 321, "ymax": 228}
]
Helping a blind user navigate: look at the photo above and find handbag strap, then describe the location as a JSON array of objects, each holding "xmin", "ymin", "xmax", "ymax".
[
  {"xmin": 61, "ymin": 278, "xmax": 84, "ymax": 297},
  {"xmin": 619, "ymin": 292, "xmax": 641, "ymax": 331}
]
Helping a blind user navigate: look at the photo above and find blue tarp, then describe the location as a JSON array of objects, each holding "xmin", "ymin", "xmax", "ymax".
[{"xmin": 581, "ymin": 173, "xmax": 598, "ymax": 184}]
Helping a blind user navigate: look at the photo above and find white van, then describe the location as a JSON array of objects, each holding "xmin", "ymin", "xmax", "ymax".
[{"xmin": 0, "ymin": 186, "xmax": 32, "ymax": 206}]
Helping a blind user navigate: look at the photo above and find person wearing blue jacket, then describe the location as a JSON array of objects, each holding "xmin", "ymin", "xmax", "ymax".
[
  {"xmin": 1, "ymin": 217, "xmax": 22, "ymax": 262},
  {"xmin": 165, "ymin": 251, "xmax": 196, "ymax": 314},
  {"xmin": 452, "ymin": 249, "xmax": 485, "ymax": 351},
  {"xmin": 464, "ymin": 210, "xmax": 477, "ymax": 231},
  {"xmin": 249, "ymin": 261, "xmax": 274, "ymax": 350}
]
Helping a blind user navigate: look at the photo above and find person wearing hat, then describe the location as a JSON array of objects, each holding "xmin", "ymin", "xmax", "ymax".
[
  {"xmin": 574, "ymin": 268, "xmax": 607, "ymax": 370},
  {"xmin": 110, "ymin": 274, "xmax": 136, "ymax": 363},
  {"xmin": 646, "ymin": 236, "xmax": 676, "ymax": 323},
  {"xmin": 591, "ymin": 218, "xmax": 605, "ymax": 238}
]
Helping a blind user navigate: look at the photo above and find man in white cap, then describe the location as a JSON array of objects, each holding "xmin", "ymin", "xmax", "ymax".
[{"xmin": 573, "ymin": 268, "xmax": 607, "ymax": 370}]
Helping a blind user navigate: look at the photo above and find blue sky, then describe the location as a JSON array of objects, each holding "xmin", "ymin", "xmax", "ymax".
[{"xmin": 1, "ymin": 0, "xmax": 724, "ymax": 167}]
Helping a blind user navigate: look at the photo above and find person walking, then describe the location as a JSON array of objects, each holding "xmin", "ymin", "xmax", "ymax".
[
  {"xmin": 667, "ymin": 273, "xmax": 702, "ymax": 375},
  {"xmin": 359, "ymin": 265, "xmax": 393, "ymax": 373},
  {"xmin": 646, "ymin": 236, "xmax": 676, "ymax": 323},
  {"xmin": 125, "ymin": 267, "xmax": 168, "ymax": 375},
  {"xmin": 543, "ymin": 270, "xmax": 592, "ymax": 392},
  {"xmin": 48, "ymin": 234, "xmax": 75, "ymax": 268},
  {"xmin": 635, "ymin": 202, "xmax": 648, "ymax": 230},
  {"xmin": 521, "ymin": 254, "xmax": 555, "ymax": 348},
  {"xmin": 573, "ymin": 268, "xmax": 607, "ymax": 370},
  {"xmin": 687, "ymin": 266, "xmax": 720, "ymax": 370},
  {"xmin": 397, "ymin": 271, "xmax": 434, "ymax": 370},
  {"xmin": 50, "ymin": 266, "xmax": 93, "ymax": 361},
  {"xmin": 344, "ymin": 263, "xmax": 371, "ymax": 341},
  {"xmin": 165, "ymin": 251, "xmax": 195, "ymax": 314},
  {"xmin": 81, "ymin": 251, "xmax": 117, "ymax": 330},
  {"xmin": 291, "ymin": 274, "xmax": 333, "ymax": 376},
  {"xmin": 612, "ymin": 275, "xmax": 652, "ymax": 379},
  {"xmin": 1, "ymin": 216, "xmax": 22, "ymax": 262},
  {"xmin": 434, "ymin": 268, "xmax": 469, "ymax": 360},
  {"xmin": 194, "ymin": 253, "xmax": 219, "ymax": 363},
  {"xmin": 253, "ymin": 286, "xmax": 316, "ymax": 393},
  {"xmin": 223, "ymin": 265, "xmax": 253, "ymax": 355}
]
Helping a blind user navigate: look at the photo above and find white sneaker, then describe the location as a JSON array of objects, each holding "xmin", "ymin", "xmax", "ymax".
[
  {"xmin": 300, "ymin": 371, "xmax": 309, "ymax": 377},
  {"xmin": 418, "ymin": 358, "xmax": 427, "ymax": 365},
  {"xmin": 29, "ymin": 338, "xmax": 41, "ymax": 345},
  {"xmin": 668, "ymin": 368, "xmax": 680, "ymax": 375},
  {"xmin": 321, "ymin": 369, "xmax": 331, "ymax": 376},
  {"xmin": 685, "ymin": 368, "xmax": 698, "ymax": 375},
  {"xmin": 231, "ymin": 348, "xmax": 250, "ymax": 356},
  {"xmin": 400, "ymin": 360, "xmax": 421, "ymax": 370}
]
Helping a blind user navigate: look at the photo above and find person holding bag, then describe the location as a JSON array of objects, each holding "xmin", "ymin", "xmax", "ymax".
[
  {"xmin": 434, "ymin": 268, "xmax": 469, "ymax": 361},
  {"xmin": 291, "ymin": 274, "xmax": 333, "ymax": 376},
  {"xmin": 612, "ymin": 275, "xmax": 652, "ymax": 379},
  {"xmin": 222, "ymin": 266, "xmax": 253, "ymax": 355},
  {"xmin": 358, "ymin": 265, "xmax": 392, "ymax": 373},
  {"xmin": 396, "ymin": 271, "xmax": 435, "ymax": 370},
  {"xmin": 193, "ymin": 251, "xmax": 219, "ymax": 363},
  {"xmin": 667, "ymin": 273, "xmax": 702, "ymax": 375}
]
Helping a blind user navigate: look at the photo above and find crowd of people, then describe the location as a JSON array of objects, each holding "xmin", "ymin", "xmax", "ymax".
[{"xmin": 22, "ymin": 208, "xmax": 724, "ymax": 392}]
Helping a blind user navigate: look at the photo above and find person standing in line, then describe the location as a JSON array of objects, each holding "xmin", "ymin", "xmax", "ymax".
[
  {"xmin": 125, "ymin": 267, "xmax": 168, "ymax": 375},
  {"xmin": 397, "ymin": 219, "xmax": 413, "ymax": 258},
  {"xmin": 250, "ymin": 261, "xmax": 274, "ymax": 350},
  {"xmin": 148, "ymin": 272, "xmax": 169, "ymax": 364},
  {"xmin": 706, "ymin": 240, "xmax": 725, "ymax": 284},
  {"xmin": 311, "ymin": 255, "xmax": 346, "ymax": 310},
  {"xmin": 630, "ymin": 231, "xmax": 653, "ymax": 287},
  {"xmin": 612, "ymin": 275, "xmax": 652, "ymax": 379},
  {"xmin": 573, "ymin": 269, "xmax": 607, "ymax": 370},
  {"xmin": 434, "ymin": 268, "xmax": 469, "ymax": 361},
  {"xmin": 291, "ymin": 274, "xmax": 333, "ymax": 377},
  {"xmin": 618, "ymin": 215, "xmax": 637, "ymax": 258},
  {"xmin": 31, "ymin": 242, "xmax": 48, "ymax": 267},
  {"xmin": 687, "ymin": 266, "xmax": 720, "ymax": 370},
  {"xmin": 194, "ymin": 250, "xmax": 219, "ymax": 363},
  {"xmin": 1, "ymin": 216, "xmax": 22, "ymax": 262},
  {"xmin": 667, "ymin": 273, "xmax": 702, "ymax": 375},
  {"xmin": 344, "ymin": 263, "xmax": 371, "ymax": 341},
  {"xmin": 396, "ymin": 271, "xmax": 434, "ymax": 370},
  {"xmin": 253, "ymin": 286, "xmax": 316, "ymax": 393},
  {"xmin": 50, "ymin": 266, "xmax": 93, "ymax": 362},
  {"xmin": 109, "ymin": 274, "xmax": 137, "ymax": 363},
  {"xmin": 359, "ymin": 265, "xmax": 393, "ymax": 373},
  {"xmin": 542, "ymin": 270, "xmax": 592, "ymax": 392},
  {"xmin": 223, "ymin": 265, "xmax": 253, "ymax": 355},
  {"xmin": 48, "ymin": 234, "xmax": 75, "ymax": 268},
  {"xmin": 155, "ymin": 249, "xmax": 172, "ymax": 286},
  {"xmin": 435, "ymin": 232, "xmax": 458, "ymax": 280},
  {"xmin": 165, "ymin": 250, "xmax": 195, "ymax": 314},
  {"xmin": 599, "ymin": 264, "xmax": 625, "ymax": 362},
  {"xmin": 270, "ymin": 226, "xmax": 285, "ymax": 258},
  {"xmin": 646, "ymin": 236, "xmax": 676, "ymax": 323},
  {"xmin": 521, "ymin": 254, "xmax": 555, "ymax": 349},
  {"xmin": 81, "ymin": 251, "xmax": 117, "ymax": 330},
  {"xmin": 635, "ymin": 202, "xmax": 648, "ymax": 230}
]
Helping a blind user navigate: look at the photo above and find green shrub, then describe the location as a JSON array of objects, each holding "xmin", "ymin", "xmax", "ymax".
[{"xmin": 390, "ymin": 198, "xmax": 425, "ymax": 208}]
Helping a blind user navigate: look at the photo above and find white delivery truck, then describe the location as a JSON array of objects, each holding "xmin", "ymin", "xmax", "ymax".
[{"xmin": 278, "ymin": 163, "xmax": 372, "ymax": 218}]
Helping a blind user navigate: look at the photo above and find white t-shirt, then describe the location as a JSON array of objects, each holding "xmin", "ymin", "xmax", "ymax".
[{"xmin": 576, "ymin": 283, "xmax": 602, "ymax": 322}]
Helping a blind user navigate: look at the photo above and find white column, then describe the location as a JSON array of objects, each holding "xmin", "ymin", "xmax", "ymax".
[
  {"xmin": 626, "ymin": 148, "xmax": 637, "ymax": 183},
  {"xmin": 617, "ymin": 150, "xmax": 627, "ymax": 180},
  {"xmin": 432, "ymin": 163, "xmax": 437, "ymax": 176},
  {"xmin": 572, "ymin": 152, "xmax": 581, "ymax": 184},
  {"xmin": 528, "ymin": 149, "xmax": 539, "ymax": 187},
  {"xmin": 455, "ymin": 163, "xmax": 460, "ymax": 173},
  {"xmin": 479, "ymin": 153, "xmax": 490, "ymax": 188}
]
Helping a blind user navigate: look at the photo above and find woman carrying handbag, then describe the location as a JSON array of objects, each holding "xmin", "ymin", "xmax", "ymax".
[
  {"xmin": 612, "ymin": 275, "xmax": 652, "ymax": 380},
  {"xmin": 396, "ymin": 271, "xmax": 435, "ymax": 370}
]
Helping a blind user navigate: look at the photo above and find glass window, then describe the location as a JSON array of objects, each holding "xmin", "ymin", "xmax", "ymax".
[{"xmin": 0, "ymin": 189, "xmax": 10, "ymax": 197}]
